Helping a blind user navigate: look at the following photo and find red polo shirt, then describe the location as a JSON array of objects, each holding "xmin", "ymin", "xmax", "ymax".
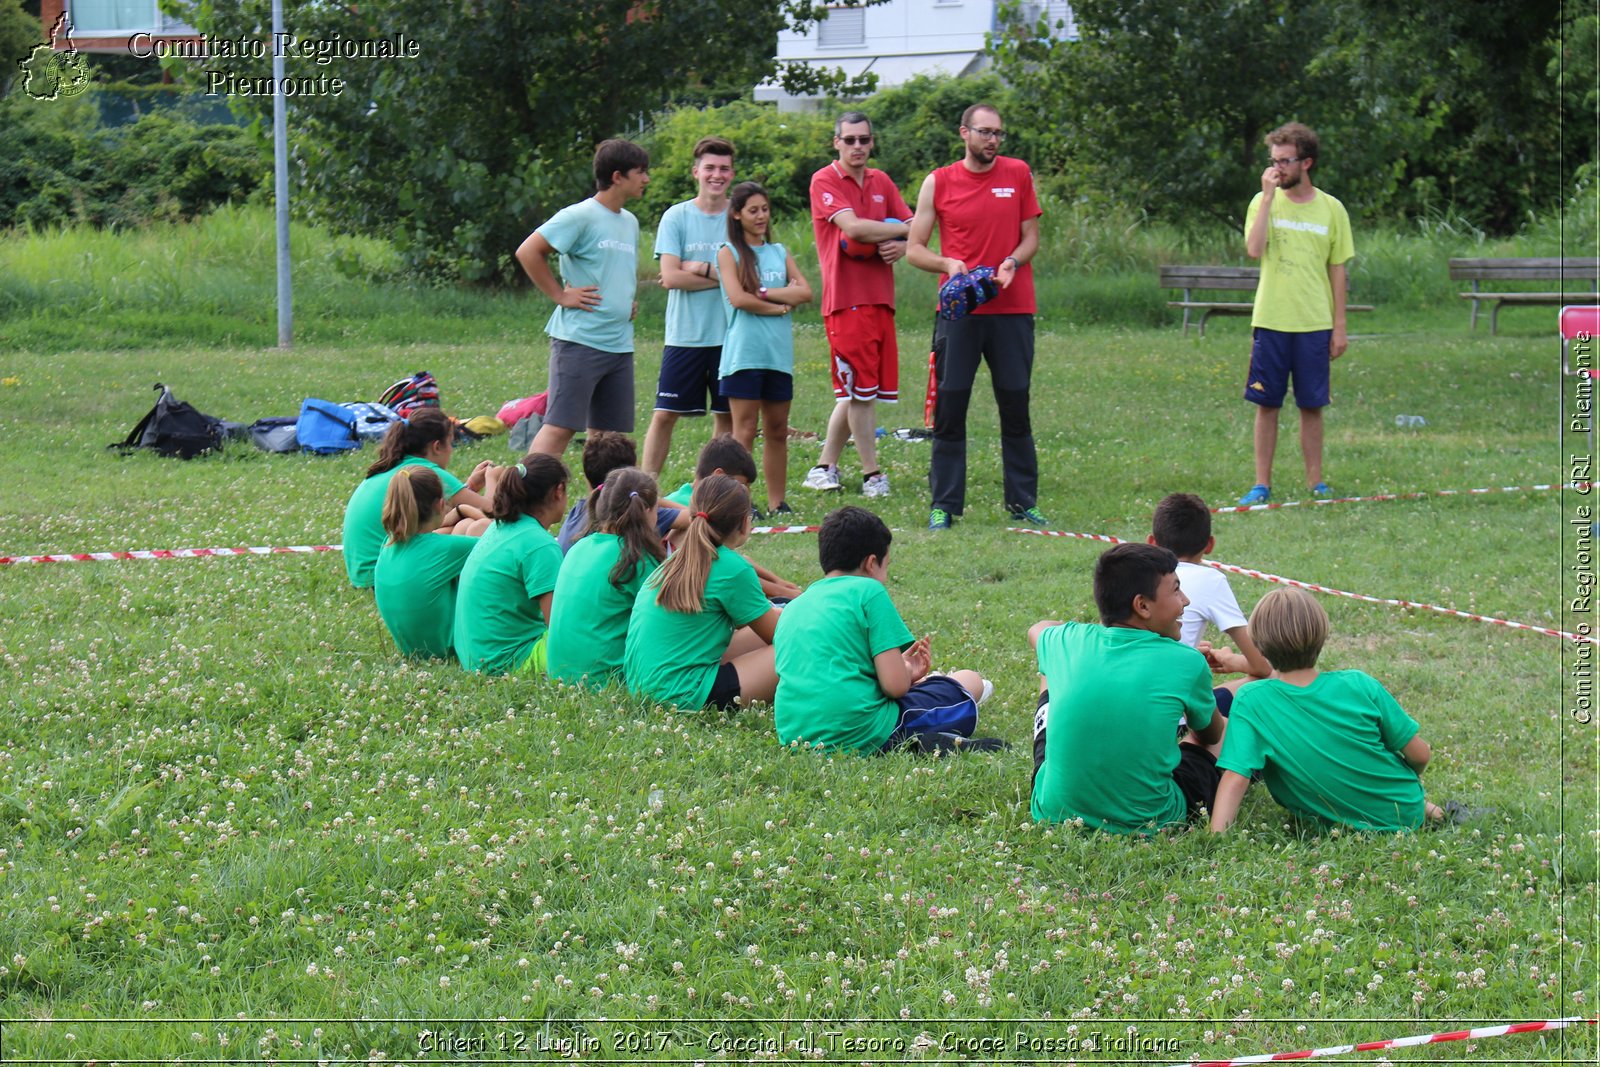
[{"xmin": 810, "ymin": 161, "xmax": 913, "ymax": 316}]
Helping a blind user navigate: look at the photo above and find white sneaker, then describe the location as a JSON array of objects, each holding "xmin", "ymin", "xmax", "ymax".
[
  {"xmin": 862, "ymin": 472, "xmax": 890, "ymax": 498},
  {"xmin": 803, "ymin": 465, "xmax": 842, "ymax": 491}
]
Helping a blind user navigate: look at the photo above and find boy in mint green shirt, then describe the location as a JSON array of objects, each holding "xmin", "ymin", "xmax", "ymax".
[
  {"xmin": 774, "ymin": 506, "xmax": 992, "ymax": 754},
  {"xmin": 1210, "ymin": 586, "xmax": 1445, "ymax": 833}
]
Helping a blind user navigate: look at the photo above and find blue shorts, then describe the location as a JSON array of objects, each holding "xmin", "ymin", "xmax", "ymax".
[
  {"xmin": 655, "ymin": 345, "xmax": 729, "ymax": 415},
  {"xmin": 1244, "ymin": 328, "xmax": 1331, "ymax": 409},
  {"xmin": 719, "ymin": 368, "xmax": 794, "ymax": 403},
  {"xmin": 879, "ymin": 675, "xmax": 978, "ymax": 751}
]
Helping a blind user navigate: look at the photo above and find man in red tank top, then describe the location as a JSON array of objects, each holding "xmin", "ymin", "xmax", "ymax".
[{"xmin": 907, "ymin": 103, "xmax": 1047, "ymax": 532}]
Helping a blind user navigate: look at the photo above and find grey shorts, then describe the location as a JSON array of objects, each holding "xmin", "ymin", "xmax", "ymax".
[{"xmin": 545, "ymin": 339, "xmax": 635, "ymax": 432}]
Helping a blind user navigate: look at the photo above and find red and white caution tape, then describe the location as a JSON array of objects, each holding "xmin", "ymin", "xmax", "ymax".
[
  {"xmin": 1009, "ymin": 527, "xmax": 1596, "ymax": 645},
  {"xmin": 0, "ymin": 544, "xmax": 341, "ymax": 565},
  {"xmin": 1213, "ymin": 482, "xmax": 1582, "ymax": 514},
  {"xmin": 748, "ymin": 525, "xmax": 822, "ymax": 535},
  {"xmin": 1172, "ymin": 1016, "xmax": 1593, "ymax": 1067}
]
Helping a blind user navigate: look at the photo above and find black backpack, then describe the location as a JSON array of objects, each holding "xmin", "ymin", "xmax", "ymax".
[{"xmin": 112, "ymin": 383, "xmax": 225, "ymax": 459}]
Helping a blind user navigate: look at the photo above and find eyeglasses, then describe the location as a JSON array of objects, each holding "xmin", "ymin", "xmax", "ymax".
[
  {"xmin": 1269, "ymin": 156, "xmax": 1305, "ymax": 168},
  {"xmin": 837, "ymin": 135, "xmax": 873, "ymax": 146},
  {"xmin": 966, "ymin": 127, "xmax": 1005, "ymax": 141}
]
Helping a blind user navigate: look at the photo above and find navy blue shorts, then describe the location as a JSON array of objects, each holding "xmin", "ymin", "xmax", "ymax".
[
  {"xmin": 1244, "ymin": 327, "xmax": 1331, "ymax": 409},
  {"xmin": 655, "ymin": 345, "xmax": 728, "ymax": 415},
  {"xmin": 880, "ymin": 675, "xmax": 978, "ymax": 751},
  {"xmin": 720, "ymin": 368, "xmax": 794, "ymax": 403}
]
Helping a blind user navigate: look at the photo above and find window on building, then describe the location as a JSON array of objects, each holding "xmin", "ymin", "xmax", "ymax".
[
  {"xmin": 818, "ymin": 6, "xmax": 866, "ymax": 48},
  {"xmin": 69, "ymin": 0, "xmax": 194, "ymax": 35}
]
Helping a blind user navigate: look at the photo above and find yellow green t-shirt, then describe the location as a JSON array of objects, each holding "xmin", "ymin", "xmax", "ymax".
[
  {"xmin": 1031, "ymin": 622, "xmax": 1215, "ymax": 833},
  {"xmin": 773, "ymin": 575, "xmax": 914, "ymax": 753},
  {"xmin": 374, "ymin": 531, "xmax": 478, "ymax": 659},
  {"xmin": 624, "ymin": 546, "xmax": 771, "ymax": 710},
  {"xmin": 1246, "ymin": 188, "xmax": 1355, "ymax": 332},
  {"xmin": 453, "ymin": 518, "xmax": 562, "ymax": 674},
  {"xmin": 1217, "ymin": 670, "xmax": 1424, "ymax": 831},
  {"xmin": 341, "ymin": 457, "xmax": 466, "ymax": 588},
  {"xmin": 546, "ymin": 533, "xmax": 659, "ymax": 687}
]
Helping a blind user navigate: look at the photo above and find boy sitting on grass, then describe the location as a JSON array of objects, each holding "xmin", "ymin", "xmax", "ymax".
[
  {"xmin": 1029, "ymin": 542, "xmax": 1225, "ymax": 833},
  {"xmin": 667, "ymin": 434, "xmax": 802, "ymax": 601},
  {"xmin": 774, "ymin": 506, "xmax": 996, "ymax": 754},
  {"xmin": 557, "ymin": 431, "xmax": 686, "ymax": 553},
  {"xmin": 1209, "ymin": 586, "xmax": 1446, "ymax": 833},
  {"xmin": 1148, "ymin": 492, "xmax": 1272, "ymax": 702}
]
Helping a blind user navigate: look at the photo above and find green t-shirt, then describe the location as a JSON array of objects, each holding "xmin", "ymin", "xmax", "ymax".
[
  {"xmin": 536, "ymin": 197, "xmax": 640, "ymax": 354},
  {"xmin": 665, "ymin": 481, "xmax": 694, "ymax": 507},
  {"xmin": 773, "ymin": 575, "xmax": 914, "ymax": 753},
  {"xmin": 374, "ymin": 531, "xmax": 478, "ymax": 659},
  {"xmin": 341, "ymin": 458, "xmax": 466, "ymax": 588},
  {"xmin": 1031, "ymin": 621, "xmax": 1216, "ymax": 833},
  {"xmin": 718, "ymin": 242, "xmax": 795, "ymax": 376},
  {"xmin": 546, "ymin": 533, "xmax": 659, "ymax": 687},
  {"xmin": 624, "ymin": 546, "xmax": 771, "ymax": 710},
  {"xmin": 1246, "ymin": 188, "xmax": 1355, "ymax": 332},
  {"xmin": 453, "ymin": 518, "xmax": 563, "ymax": 674},
  {"xmin": 656, "ymin": 199, "xmax": 729, "ymax": 347},
  {"xmin": 1217, "ymin": 670, "xmax": 1424, "ymax": 831}
]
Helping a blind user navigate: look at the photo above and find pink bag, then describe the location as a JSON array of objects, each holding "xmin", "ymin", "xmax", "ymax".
[{"xmin": 496, "ymin": 392, "xmax": 549, "ymax": 427}]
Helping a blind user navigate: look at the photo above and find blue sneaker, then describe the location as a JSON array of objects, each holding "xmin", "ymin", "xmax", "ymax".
[
  {"xmin": 1007, "ymin": 505, "xmax": 1052, "ymax": 528},
  {"xmin": 1238, "ymin": 484, "xmax": 1271, "ymax": 506},
  {"xmin": 928, "ymin": 508, "xmax": 954, "ymax": 531},
  {"xmin": 1311, "ymin": 482, "xmax": 1334, "ymax": 500}
]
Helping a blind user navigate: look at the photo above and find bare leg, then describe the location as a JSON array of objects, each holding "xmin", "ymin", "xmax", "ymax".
[
  {"xmin": 761, "ymin": 400, "xmax": 791, "ymax": 510},
  {"xmin": 818, "ymin": 399, "xmax": 850, "ymax": 468},
  {"xmin": 845, "ymin": 399, "xmax": 879, "ymax": 473},
  {"xmin": 531, "ymin": 422, "xmax": 577, "ymax": 458},
  {"xmin": 945, "ymin": 668, "xmax": 986, "ymax": 703},
  {"xmin": 728, "ymin": 399, "xmax": 761, "ymax": 455},
  {"xmin": 712, "ymin": 411, "xmax": 733, "ymax": 438},
  {"xmin": 1299, "ymin": 406, "xmax": 1325, "ymax": 487},
  {"xmin": 731, "ymin": 644, "xmax": 778, "ymax": 705},
  {"xmin": 1182, "ymin": 716, "xmax": 1227, "ymax": 758},
  {"xmin": 1424, "ymin": 800, "xmax": 1445, "ymax": 823},
  {"xmin": 723, "ymin": 625, "xmax": 769, "ymax": 662},
  {"xmin": 1252, "ymin": 405, "xmax": 1280, "ymax": 488},
  {"xmin": 641, "ymin": 409, "xmax": 681, "ymax": 481}
]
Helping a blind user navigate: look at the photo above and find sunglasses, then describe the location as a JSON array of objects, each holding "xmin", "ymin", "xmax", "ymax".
[{"xmin": 838, "ymin": 135, "xmax": 873, "ymax": 146}]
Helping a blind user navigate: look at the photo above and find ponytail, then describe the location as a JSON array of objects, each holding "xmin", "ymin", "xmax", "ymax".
[
  {"xmin": 493, "ymin": 453, "xmax": 569, "ymax": 523},
  {"xmin": 651, "ymin": 474, "xmax": 749, "ymax": 613},
  {"xmin": 380, "ymin": 466, "xmax": 446, "ymax": 544},
  {"xmin": 593, "ymin": 467, "xmax": 666, "ymax": 588},
  {"xmin": 367, "ymin": 408, "xmax": 454, "ymax": 478}
]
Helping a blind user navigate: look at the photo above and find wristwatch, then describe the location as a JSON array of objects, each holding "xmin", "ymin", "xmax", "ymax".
[{"xmin": 758, "ymin": 286, "xmax": 769, "ymax": 300}]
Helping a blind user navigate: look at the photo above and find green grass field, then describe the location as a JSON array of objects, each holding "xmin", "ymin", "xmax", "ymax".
[{"xmin": 0, "ymin": 211, "xmax": 1594, "ymax": 1063}]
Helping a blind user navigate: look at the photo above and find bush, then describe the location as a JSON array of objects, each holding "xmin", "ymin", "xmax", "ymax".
[
  {"xmin": 640, "ymin": 101, "xmax": 833, "ymax": 222},
  {"xmin": 0, "ymin": 92, "xmax": 266, "ymax": 231}
]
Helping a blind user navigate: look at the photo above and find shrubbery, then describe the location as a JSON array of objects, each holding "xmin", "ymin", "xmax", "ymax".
[{"xmin": 0, "ymin": 92, "xmax": 266, "ymax": 230}]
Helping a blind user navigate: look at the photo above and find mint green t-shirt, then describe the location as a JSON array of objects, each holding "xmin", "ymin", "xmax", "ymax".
[
  {"xmin": 773, "ymin": 575, "xmax": 915, "ymax": 753},
  {"xmin": 656, "ymin": 199, "xmax": 728, "ymax": 347},
  {"xmin": 341, "ymin": 457, "xmax": 466, "ymax": 588},
  {"xmin": 719, "ymin": 242, "xmax": 795, "ymax": 377},
  {"xmin": 1217, "ymin": 670, "xmax": 1424, "ymax": 831},
  {"xmin": 536, "ymin": 197, "xmax": 641, "ymax": 353},
  {"xmin": 374, "ymin": 531, "xmax": 478, "ymax": 659},
  {"xmin": 453, "ymin": 518, "xmax": 562, "ymax": 674},
  {"xmin": 1031, "ymin": 622, "xmax": 1216, "ymax": 833},
  {"xmin": 546, "ymin": 533, "xmax": 660, "ymax": 687},
  {"xmin": 1246, "ymin": 188, "xmax": 1355, "ymax": 332},
  {"xmin": 624, "ymin": 546, "xmax": 771, "ymax": 710}
]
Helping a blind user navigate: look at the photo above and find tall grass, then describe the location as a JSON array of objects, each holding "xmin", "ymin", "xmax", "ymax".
[{"xmin": 2, "ymin": 198, "xmax": 1593, "ymax": 353}]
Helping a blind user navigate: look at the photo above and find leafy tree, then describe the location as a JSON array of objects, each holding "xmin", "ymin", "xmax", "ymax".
[
  {"xmin": 182, "ymin": 0, "xmax": 887, "ymax": 282},
  {"xmin": 0, "ymin": 0, "xmax": 42, "ymax": 99}
]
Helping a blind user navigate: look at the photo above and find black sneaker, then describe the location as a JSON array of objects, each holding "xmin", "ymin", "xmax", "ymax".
[
  {"xmin": 902, "ymin": 732, "xmax": 1011, "ymax": 756},
  {"xmin": 771, "ymin": 501, "xmax": 796, "ymax": 517}
]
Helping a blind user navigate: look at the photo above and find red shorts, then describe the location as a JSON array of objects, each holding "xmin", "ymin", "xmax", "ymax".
[{"xmin": 824, "ymin": 304, "xmax": 899, "ymax": 403}]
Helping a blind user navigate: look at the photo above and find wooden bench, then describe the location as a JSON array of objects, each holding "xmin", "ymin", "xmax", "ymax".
[
  {"xmin": 1159, "ymin": 265, "xmax": 1374, "ymax": 337},
  {"xmin": 1450, "ymin": 258, "xmax": 1600, "ymax": 335}
]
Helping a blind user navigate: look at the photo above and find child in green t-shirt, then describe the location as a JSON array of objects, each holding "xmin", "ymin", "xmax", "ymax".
[
  {"xmin": 453, "ymin": 454, "xmax": 569, "ymax": 675},
  {"xmin": 665, "ymin": 434, "xmax": 802, "ymax": 602},
  {"xmin": 1209, "ymin": 586, "xmax": 1446, "ymax": 833},
  {"xmin": 624, "ymin": 475, "xmax": 780, "ymax": 711},
  {"xmin": 774, "ymin": 506, "xmax": 995, "ymax": 755},
  {"xmin": 547, "ymin": 467, "xmax": 667, "ymax": 687},
  {"xmin": 373, "ymin": 466, "xmax": 479, "ymax": 660}
]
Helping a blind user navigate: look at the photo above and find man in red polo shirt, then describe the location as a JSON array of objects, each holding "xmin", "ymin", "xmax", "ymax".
[
  {"xmin": 803, "ymin": 111, "xmax": 914, "ymax": 500},
  {"xmin": 907, "ymin": 103, "xmax": 1047, "ymax": 531}
]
